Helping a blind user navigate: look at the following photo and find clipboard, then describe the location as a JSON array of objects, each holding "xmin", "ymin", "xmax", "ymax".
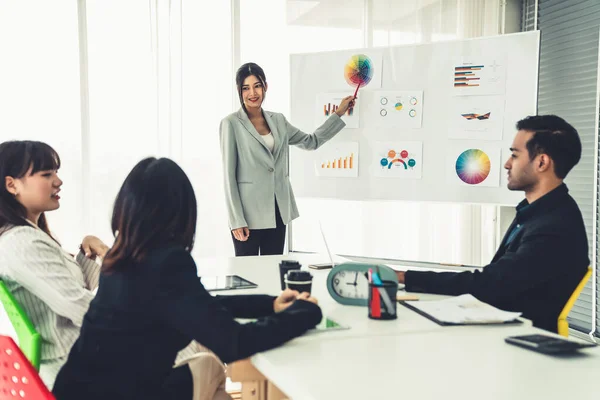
[{"xmin": 399, "ymin": 300, "xmax": 523, "ymax": 327}]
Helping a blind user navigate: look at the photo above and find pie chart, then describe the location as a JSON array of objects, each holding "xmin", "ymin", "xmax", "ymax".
[{"xmin": 455, "ymin": 149, "xmax": 491, "ymax": 184}]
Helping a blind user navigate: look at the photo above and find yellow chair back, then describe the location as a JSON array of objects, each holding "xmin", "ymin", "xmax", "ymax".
[{"xmin": 558, "ymin": 267, "xmax": 592, "ymax": 337}]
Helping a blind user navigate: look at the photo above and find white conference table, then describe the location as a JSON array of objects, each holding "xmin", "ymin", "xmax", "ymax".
[
  {"xmin": 196, "ymin": 253, "xmax": 455, "ymax": 341},
  {"xmin": 195, "ymin": 253, "xmax": 599, "ymax": 400}
]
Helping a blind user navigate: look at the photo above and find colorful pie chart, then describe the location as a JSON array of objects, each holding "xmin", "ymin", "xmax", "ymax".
[{"xmin": 455, "ymin": 149, "xmax": 491, "ymax": 184}]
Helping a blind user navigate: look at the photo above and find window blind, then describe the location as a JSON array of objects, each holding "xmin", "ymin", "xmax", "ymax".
[{"xmin": 523, "ymin": 0, "xmax": 599, "ymax": 334}]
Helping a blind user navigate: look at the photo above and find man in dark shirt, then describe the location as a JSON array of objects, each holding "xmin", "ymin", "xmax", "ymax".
[{"xmin": 398, "ymin": 115, "xmax": 589, "ymax": 332}]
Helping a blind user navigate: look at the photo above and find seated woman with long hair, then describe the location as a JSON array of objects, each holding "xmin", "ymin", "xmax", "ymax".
[
  {"xmin": 52, "ymin": 157, "xmax": 322, "ymax": 399},
  {"xmin": 0, "ymin": 140, "xmax": 109, "ymax": 387}
]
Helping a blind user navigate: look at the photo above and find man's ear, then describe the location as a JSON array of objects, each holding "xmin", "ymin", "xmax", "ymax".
[
  {"xmin": 537, "ymin": 154, "xmax": 552, "ymax": 173},
  {"xmin": 5, "ymin": 176, "xmax": 17, "ymax": 196}
]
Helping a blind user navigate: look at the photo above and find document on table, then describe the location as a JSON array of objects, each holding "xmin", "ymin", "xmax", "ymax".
[{"xmin": 401, "ymin": 294, "xmax": 522, "ymax": 325}]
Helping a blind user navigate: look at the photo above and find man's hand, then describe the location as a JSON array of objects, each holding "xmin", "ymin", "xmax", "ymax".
[{"xmin": 397, "ymin": 271, "xmax": 406, "ymax": 284}]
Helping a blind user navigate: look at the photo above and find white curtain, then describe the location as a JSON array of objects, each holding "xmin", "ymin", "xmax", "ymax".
[
  {"xmin": 84, "ymin": 0, "xmax": 234, "ymax": 257},
  {"xmin": 0, "ymin": 0, "xmax": 83, "ymax": 251},
  {"xmin": 0, "ymin": 0, "xmax": 234, "ymax": 257}
]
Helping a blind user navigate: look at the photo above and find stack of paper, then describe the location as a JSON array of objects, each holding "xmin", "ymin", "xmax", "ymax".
[{"xmin": 405, "ymin": 294, "xmax": 522, "ymax": 324}]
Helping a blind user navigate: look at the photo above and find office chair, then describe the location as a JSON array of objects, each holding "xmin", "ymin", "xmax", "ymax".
[
  {"xmin": 558, "ymin": 267, "xmax": 592, "ymax": 337},
  {"xmin": 0, "ymin": 281, "xmax": 41, "ymax": 370},
  {"xmin": 0, "ymin": 335, "xmax": 54, "ymax": 399}
]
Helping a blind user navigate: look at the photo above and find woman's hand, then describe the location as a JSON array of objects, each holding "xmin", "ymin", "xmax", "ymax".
[
  {"xmin": 232, "ymin": 227, "xmax": 250, "ymax": 241},
  {"xmin": 296, "ymin": 291, "xmax": 319, "ymax": 305},
  {"xmin": 80, "ymin": 235, "xmax": 109, "ymax": 259},
  {"xmin": 334, "ymin": 95, "xmax": 356, "ymax": 117},
  {"xmin": 273, "ymin": 289, "xmax": 319, "ymax": 312},
  {"xmin": 273, "ymin": 289, "xmax": 299, "ymax": 312}
]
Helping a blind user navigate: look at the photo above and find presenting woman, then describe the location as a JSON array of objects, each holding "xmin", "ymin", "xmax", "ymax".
[{"xmin": 220, "ymin": 62, "xmax": 355, "ymax": 256}]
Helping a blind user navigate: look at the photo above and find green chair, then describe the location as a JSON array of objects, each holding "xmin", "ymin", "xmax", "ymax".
[{"xmin": 0, "ymin": 280, "xmax": 41, "ymax": 370}]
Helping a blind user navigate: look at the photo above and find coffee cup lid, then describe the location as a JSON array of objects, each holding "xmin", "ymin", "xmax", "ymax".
[{"xmin": 286, "ymin": 270, "xmax": 312, "ymax": 281}]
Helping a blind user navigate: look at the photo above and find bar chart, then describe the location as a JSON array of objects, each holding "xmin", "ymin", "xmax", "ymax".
[
  {"xmin": 323, "ymin": 103, "xmax": 354, "ymax": 116},
  {"xmin": 320, "ymin": 153, "xmax": 354, "ymax": 169},
  {"xmin": 454, "ymin": 65, "xmax": 483, "ymax": 87},
  {"xmin": 315, "ymin": 142, "xmax": 359, "ymax": 178}
]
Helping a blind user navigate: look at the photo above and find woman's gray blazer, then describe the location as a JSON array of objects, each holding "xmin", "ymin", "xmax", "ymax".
[{"xmin": 219, "ymin": 108, "xmax": 345, "ymax": 230}]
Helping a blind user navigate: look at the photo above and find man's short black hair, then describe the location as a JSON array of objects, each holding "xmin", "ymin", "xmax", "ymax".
[{"xmin": 516, "ymin": 115, "xmax": 582, "ymax": 179}]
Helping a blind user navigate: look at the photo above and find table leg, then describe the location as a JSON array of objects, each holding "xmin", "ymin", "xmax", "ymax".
[{"xmin": 267, "ymin": 381, "xmax": 288, "ymax": 400}]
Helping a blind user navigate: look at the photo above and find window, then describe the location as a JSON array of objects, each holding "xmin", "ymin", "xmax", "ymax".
[{"xmin": 0, "ymin": 0, "xmax": 82, "ymax": 251}]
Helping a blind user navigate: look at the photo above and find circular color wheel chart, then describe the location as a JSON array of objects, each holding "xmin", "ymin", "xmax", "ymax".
[
  {"xmin": 455, "ymin": 149, "xmax": 491, "ymax": 185},
  {"xmin": 344, "ymin": 54, "xmax": 374, "ymax": 88}
]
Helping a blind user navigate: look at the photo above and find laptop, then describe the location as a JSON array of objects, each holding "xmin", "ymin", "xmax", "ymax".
[{"xmin": 308, "ymin": 222, "xmax": 338, "ymax": 270}]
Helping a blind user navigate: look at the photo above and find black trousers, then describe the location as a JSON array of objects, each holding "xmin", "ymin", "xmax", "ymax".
[
  {"xmin": 53, "ymin": 364, "xmax": 193, "ymax": 400},
  {"xmin": 232, "ymin": 202, "xmax": 286, "ymax": 256}
]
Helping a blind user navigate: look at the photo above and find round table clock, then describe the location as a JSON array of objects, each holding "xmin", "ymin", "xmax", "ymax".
[{"xmin": 326, "ymin": 262, "xmax": 398, "ymax": 306}]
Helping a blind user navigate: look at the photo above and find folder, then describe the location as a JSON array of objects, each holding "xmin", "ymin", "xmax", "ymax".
[{"xmin": 399, "ymin": 294, "xmax": 523, "ymax": 326}]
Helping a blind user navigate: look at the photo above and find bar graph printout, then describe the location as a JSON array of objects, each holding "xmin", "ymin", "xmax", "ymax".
[
  {"xmin": 453, "ymin": 57, "xmax": 507, "ymax": 96},
  {"xmin": 315, "ymin": 142, "xmax": 359, "ymax": 178},
  {"xmin": 316, "ymin": 92, "xmax": 360, "ymax": 129}
]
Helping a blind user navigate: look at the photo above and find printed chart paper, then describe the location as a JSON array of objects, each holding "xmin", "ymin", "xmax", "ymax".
[
  {"xmin": 448, "ymin": 95, "xmax": 505, "ymax": 140},
  {"xmin": 446, "ymin": 145, "xmax": 501, "ymax": 187},
  {"xmin": 315, "ymin": 92, "xmax": 360, "ymax": 129},
  {"xmin": 315, "ymin": 142, "xmax": 359, "ymax": 178},
  {"xmin": 371, "ymin": 141, "xmax": 423, "ymax": 179},
  {"xmin": 335, "ymin": 51, "xmax": 383, "ymax": 90},
  {"xmin": 453, "ymin": 57, "xmax": 507, "ymax": 96},
  {"xmin": 372, "ymin": 91, "xmax": 423, "ymax": 128}
]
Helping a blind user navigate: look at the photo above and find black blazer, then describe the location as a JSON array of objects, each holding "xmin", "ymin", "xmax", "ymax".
[
  {"xmin": 52, "ymin": 246, "xmax": 322, "ymax": 399},
  {"xmin": 406, "ymin": 184, "xmax": 589, "ymax": 332}
]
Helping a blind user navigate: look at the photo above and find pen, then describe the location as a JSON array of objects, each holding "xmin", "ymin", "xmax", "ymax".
[
  {"xmin": 371, "ymin": 272, "xmax": 382, "ymax": 285},
  {"xmin": 370, "ymin": 272, "xmax": 394, "ymax": 315},
  {"xmin": 371, "ymin": 286, "xmax": 381, "ymax": 317},
  {"xmin": 377, "ymin": 287, "xmax": 395, "ymax": 314}
]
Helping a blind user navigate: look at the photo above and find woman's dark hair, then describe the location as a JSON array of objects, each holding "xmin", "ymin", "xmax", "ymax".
[
  {"xmin": 102, "ymin": 157, "xmax": 197, "ymax": 272},
  {"xmin": 516, "ymin": 115, "xmax": 582, "ymax": 179},
  {"xmin": 0, "ymin": 140, "xmax": 61, "ymax": 240},
  {"xmin": 235, "ymin": 62, "xmax": 267, "ymax": 110}
]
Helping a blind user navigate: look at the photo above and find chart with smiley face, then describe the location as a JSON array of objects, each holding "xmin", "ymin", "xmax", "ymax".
[{"xmin": 371, "ymin": 141, "xmax": 423, "ymax": 179}]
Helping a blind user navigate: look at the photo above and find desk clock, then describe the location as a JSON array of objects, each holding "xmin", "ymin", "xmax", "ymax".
[{"xmin": 326, "ymin": 262, "xmax": 398, "ymax": 306}]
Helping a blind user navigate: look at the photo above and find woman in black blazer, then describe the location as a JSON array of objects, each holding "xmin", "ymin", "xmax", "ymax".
[{"xmin": 52, "ymin": 157, "xmax": 322, "ymax": 400}]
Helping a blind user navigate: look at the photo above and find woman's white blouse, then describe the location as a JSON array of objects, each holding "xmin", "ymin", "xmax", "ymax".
[
  {"xmin": 0, "ymin": 225, "xmax": 99, "ymax": 375},
  {"xmin": 260, "ymin": 132, "xmax": 275, "ymax": 152}
]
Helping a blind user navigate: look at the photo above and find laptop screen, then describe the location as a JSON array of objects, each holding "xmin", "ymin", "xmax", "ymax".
[{"xmin": 319, "ymin": 222, "xmax": 336, "ymax": 266}]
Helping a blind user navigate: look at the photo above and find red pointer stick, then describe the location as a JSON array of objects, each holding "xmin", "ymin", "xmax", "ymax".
[{"xmin": 353, "ymin": 82, "xmax": 361, "ymax": 99}]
